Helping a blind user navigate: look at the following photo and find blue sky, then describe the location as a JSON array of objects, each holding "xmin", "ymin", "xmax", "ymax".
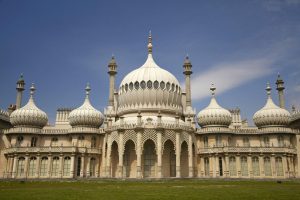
[{"xmin": 0, "ymin": 0, "xmax": 300, "ymax": 125}]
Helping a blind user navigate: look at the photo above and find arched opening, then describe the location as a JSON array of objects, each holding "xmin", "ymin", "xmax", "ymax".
[
  {"xmin": 229, "ymin": 156, "xmax": 236, "ymax": 176},
  {"xmin": 63, "ymin": 157, "xmax": 71, "ymax": 177},
  {"xmin": 275, "ymin": 157, "xmax": 284, "ymax": 176},
  {"xmin": 180, "ymin": 141, "xmax": 188, "ymax": 177},
  {"xmin": 51, "ymin": 156, "xmax": 60, "ymax": 177},
  {"xmin": 143, "ymin": 140, "xmax": 156, "ymax": 178},
  {"xmin": 252, "ymin": 157, "xmax": 260, "ymax": 176},
  {"xmin": 264, "ymin": 157, "xmax": 272, "ymax": 176},
  {"xmin": 241, "ymin": 156, "xmax": 248, "ymax": 177},
  {"xmin": 111, "ymin": 141, "xmax": 119, "ymax": 178},
  {"xmin": 90, "ymin": 157, "xmax": 96, "ymax": 177},
  {"xmin": 28, "ymin": 157, "xmax": 37, "ymax": 177},
  {"xmin": 17, "ymin": 157, "xmax": 25, "ymax": 177},
  {"xmin": 162, "ymin": 140, "xmax": 176, "ymax": 177},
  {"xmin": 40, "ymin": 157, "xmax": 48, "ymax": 177},
  {"xmin": 124, "ymin": 140, "xmax": 137, "ymax": 178},
  {"xmin": 204, "ymin": 157, "xmax": 210, "ymax": 176}
]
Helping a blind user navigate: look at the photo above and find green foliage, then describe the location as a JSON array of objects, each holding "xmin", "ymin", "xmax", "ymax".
[{"xmin": 0, "ymin": 179, "xmax": 300, "ymax": 200}]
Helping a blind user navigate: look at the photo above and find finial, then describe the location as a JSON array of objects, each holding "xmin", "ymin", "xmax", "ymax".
[
  {"xmin": 85, "ymin": 83, "xmax": 91, "ymax": 98},
  {"xmin": 210, "ymin": 83, "xmax": 216, "ymax": 96},
  {"xmin": 30, "ymin": 83, "xmax": 35, "ymax": 96},
  {"xmin": 266, "ymin": 82, "xmax": 271, "ymax": 97},
  {"xmin": 148, "ymin": 31, "xmax": 153, "ymax": 54}
]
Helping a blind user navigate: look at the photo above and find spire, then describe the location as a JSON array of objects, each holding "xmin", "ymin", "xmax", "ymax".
[
  {"xmin": 183, "ymin": 54, "xmax": 192, "ymax": 75},
  {"xmin": 85, "ymin": 83, "xmax": 91, "ymax": 99},
  {"xmin": 147, "ymin": 31, "xmax": 153, "ymax": 54},
  {"xmin": 266, "ymin": 82, "xmax": 271, "ymax": 98},
  {"xmin": 16, "ymin": 73, "xmax": 25, "ymax": 109},
  {"xmin": 210, "ymin": 83, "xmax": 216, "ymax": 97},
  {"xmin": 30, "ymin": 83, "xmax": 36, "ymax": 98},
  {"xmin": 276, "ymin": 73, "xmax": 285, "ymax": 109}
]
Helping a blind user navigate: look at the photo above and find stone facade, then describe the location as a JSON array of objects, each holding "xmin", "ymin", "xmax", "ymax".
[{"xmin": 0, "ymin": 34, "xmax": 299, "ymax": 179}]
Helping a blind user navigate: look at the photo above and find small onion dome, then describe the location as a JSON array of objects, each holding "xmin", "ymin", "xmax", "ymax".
[
  {"xmin": 253, "ymin": 83, "xmax": 291, "ymax": 128},
  {"xmin": 10, "ymin": 83, "xmax": 48, "ymax": 128},
  {"xmin": 197, "ymin": 84, "xmax": 232, "ymax": 127},
  {"xmin": 68, "ymin": 84, "xmax": 104, "ymax": 128}
]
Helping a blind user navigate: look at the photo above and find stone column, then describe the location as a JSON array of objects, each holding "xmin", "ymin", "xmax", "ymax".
[
  {"xmin": 106, "ymin": 135, "xmax": 112, "ymax": 177},
  {"xmin": 36, "ymin": 154, "xmax": 41, "ymax": 178},
  {"xmin": 118, "ymin": 132, "xmax": 124, "ymax": 178},
  {"xmin": 80, "ymin": 154, "xmax": 85, "ymax": 177},
  {"xmin": 215, "ymin": 155, "xmax": 219, "ymax": 177},
  {"xmin": 24, "ymin": 155, "xmax": 29, "ymax": 178},
  {"xmin": 175, "ymin": 132, "xmax": 181, "ymax": 178},
  {"xmin": 136, "ymin": 131, "xmax": 142, "ymax": 178},
  {"xmin": 157, "ymin": 131, "xmax": 162, "ymax": 178},
  {"xmin": 188, "ymin": 133, "xmax": 193, "ymax": 177},
  {"xmin": 271, "ymin": 154, "xmax": 276, "ymax": 178},
  {"xmin": 101, "ymin": 135, "xmax": 107, "ymax": 178},
  {"xmin": 209, "ymin": 155, "xmax": 214, "ymax": 177},
  {"xmin": 200, "ymin": 157, "xmax": 204, "ymax": 177},
  {"xmin": 236, "ymin": 155, "xmax": 241, "ymax": 178},
  {"xmin": 86, "ymin": 155, "xmax": 91, "ymax": 177},
  {"xmin": 225, "ymin": 154, "xmax": 229, "ymax": 177},
  {"xmin": 259, "ymin": 154, "xmax": 264, "ymax": 177},
  {"xmin": 282, "ymin": 155, "xmax": 288, "ymax": 178},
  {"xmin": 59, "ymin": 154, "xmax": 64, "ymax": 178},
  {"xmin": 70, "ymin": 154, "xmax": 75, "ymax": 178},
  {"xmin": 12, "ymin": 155, "xmax": 18, "ymax": 178},
  {"xmin": 248, "ymin": 155, "xmax": 252, "ymax": 178},
  {"xmin": 48, "ymin": 154, "xmax": 52, "ymax": 178}
]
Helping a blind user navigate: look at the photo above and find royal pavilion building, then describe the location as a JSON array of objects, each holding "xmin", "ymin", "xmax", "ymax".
[{"xmin": 0, "ymin": 34, "xmax": 300, "ymax": 179}]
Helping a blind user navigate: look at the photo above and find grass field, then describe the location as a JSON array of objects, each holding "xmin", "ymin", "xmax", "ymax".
[{"xmin": 0, "ymin": 179, "xmax": 300, "ymax": 200}]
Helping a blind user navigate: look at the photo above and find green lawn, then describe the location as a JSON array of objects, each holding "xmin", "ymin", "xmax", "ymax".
[{"xmin": 0, "ymin": 179, "xmax": 300, "ymax": 200}]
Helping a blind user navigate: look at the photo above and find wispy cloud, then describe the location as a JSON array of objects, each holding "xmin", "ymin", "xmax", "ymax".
[
  {"xmin": 190, "ymin": 58, "xmax": 274, "ymax": 101},
  {"xmin": 262, "ymin": 0, "xmax": 300, "ymax": 12}
]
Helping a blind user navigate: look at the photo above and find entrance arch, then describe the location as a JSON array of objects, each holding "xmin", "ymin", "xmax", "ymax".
[
  {"xmin": 162, "ymin": 140, "xmax": 176, "ymax": 177},
  {"xmin": 180, "ymin": 141, "xmax": 188, "ymax": 177},
  {"xmin": 111, "ymin": 141, "xmax": 119, "ymax": 178},
  {"xmin": 124, "ymin": 140, "xmax": 137, "ymax": 178},
  {"xmin": 143, "ymin": 140, "xmax": 157, "ymax": 178}
]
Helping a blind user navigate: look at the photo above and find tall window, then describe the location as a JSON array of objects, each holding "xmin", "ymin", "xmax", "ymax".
[
  {"xmin": 241, "ymin": 156, "xmax": 248, "ymax": 176},
  {"xmin": 275, "ymin": 157, "xmax": 284, "ymax": 176},
  {"xmin": 91, "ymin": 136, "xmax": 96, "ymax": 148},
  {"xmin": 216, "ymin": 135, "xmax": 222, "ymax": 147},
  {"xmin": 264, "ymin": 157, "xmax": 272, "ymax": 176},
  {"xmin": 17, "ymin": 157, "xmax": 25, "ymax": 177},
  {"xmin": 28, "ymin": 157, "xmax": 37, "ymax": 177},
  {"xmin": 90, "ymin": 157, "xmax": 96, "ymax": 177},
  {"xmin": 204, "ymin": 136, "xmax": 208, "ymax": 147},
  {"xmin": 31, "ymin": 137, "xmax": 37, "ymax": 147},
  {"xmin": 243, "ymin": 137, "xmax": 250, "ymax": 147},
  {"xmin": 17, "ymin": 136, "xmax": 23, "ymax": 146},
  {"xmin": 252, "ymin": 157, "xmax": 260, "ymax": 176},
  {"xmin": 263, "ymin": 137, "xmax": 270, "ymax": 147},
  {"xmin": 78, "ymin": 136, "xmax": 84, "ymax": 147},
  {"xmin": 51, "ymin": 137, "xmax": 58, "ymax": 146},
  {"xmin": 63, "ymin": 157, "xmax": 71, "ymax": 176},
  {"xmin": 40, "ymin": 157, "xmax": 48, "ymax": 177},
  {"xmin": 229, "ymin": 157, "xmax": 237, "ymax": 176},
  {"xmin": 228, "ymin": 137, "xmax": 232, "ymax": 146},
  {"xmin": 51, "ymin": 157, "xmax": 60, "ymax": 177},
  {"xmin": 204, "ymin": 157, "xmax": 210, "ymax": 176},
  {"xmin": 277, "ymin": 136, "xmax": 284, "ymax": 147}
]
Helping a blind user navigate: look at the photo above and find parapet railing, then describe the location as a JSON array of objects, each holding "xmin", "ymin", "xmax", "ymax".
[
  {"xmin": 3, "ymin": 146, "xmax": 101, "ymax": 154},
  {"xmin": 198, "ymin": 146, "xmax": 297, "ymax": 154}
]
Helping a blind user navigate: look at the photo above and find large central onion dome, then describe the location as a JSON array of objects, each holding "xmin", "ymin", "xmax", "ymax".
[
  {"xmin": 253, "ymin": 83, "xmax": 290, "ymax": 128},
  {"xmin": 10, "ymin": 84, "xmax": 48, "ymax": 128},
  {"xmin": 118, "ymin": 33, "xmax": 182, "ymax": 116},
  {"xmin": 197, "ymin": 85, "xmax": 232, "ymax": 128},
  {"xmin": 69, "ymin": 84, "xmax": 104, "ymax": 128}
]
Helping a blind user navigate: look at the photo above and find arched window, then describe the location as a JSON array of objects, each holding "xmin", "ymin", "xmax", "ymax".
[
  {"xmin": 160, "ymin": 81, "xmax": 165, "ymax": 90},
  {"xmin": 91, "ymin": 136, "xmax": 97, "ymax": 148},
  {"xmin": 63, "ymin": 157, "xmax": 71, "ymax": 176},
  {"xmin": 243, "ymin": 137, "xmax": 250, "ymax": 147},
  {"xmin": 51, "ymin": 157, "xmax": 60, "ymax": 177},
  {"xmin": 275, "ymin": 157, "xmax": 283, "ymax": 176},
  {"xmin": 204, "ymin": 157, "xmax": 210, "ymax": 176},
  {"xmin": 125, "ymin": 84, "xmax": 128, "ymax": 92},
  {"xmin": 252, "ymin": 157, "xmax": 260, "ymax": 176},
  {"xmin": 263, "ymin": 137, "xmax": 270, "ymax": 147},
  {"xmin": 278, "ymin": 136, "xmax": 284, "ymax": 147},
  {"xmin": 147, "ymin": 80, "xmax": 152, "ymax": 89},
  {"xmin": 229, "ymin": 156, "xmax": 237, "ymax": 176},
  {"xmin": 153, "ymin": 81, "xmax": 159, "ymax": 89},
  {"xmin": 78, "ymin": 135, "xmax": 84, "ymax": 140},
  {"xmin": 90, "ymin": 157, "xmax": 96, "ymax": 177},
  {"xmin": 51, "ymin": 137, "xmax": 58, "ymax": 146},
  {"xmin": 241, "ymin": 156, "xmax": 248, "ymax": 176},
  {"xmin": 166, "ymin": 82, "xmax": 171, "ymax": 91},
  {"xmin": 264, "ymin": 157, "xmax": 272, "ymax": 176},
  {"xmin": 17, "ymin": 157, "xmax": 25, "ymax": 177},
  {"xmin": 28, "ymin": 157, "xmax": 37, "ymax": 177},
  {"xmin": 40, "ymin": 157, "xmax": 48, "ymax": 177},
  {"xmin": 228, "ymin": 137, "xmax": 232, "ymax": 146},
  {"xmin": 140, "ymin": 81, "xmax": 146, "ymax": 89},
  {"xmin": 204, "ymin": 136, "xmax": 208, "ymax": 147},
  {"xmin": 122, "ymin": 85, "xmax": 124, "ymax": 93},
  {"xmin": 171, "ymin": 83, "xmax": 175, "ymax": 92},
  {"xmin": 31, "ymin": 137, "xmax": 37, "ymax": 147},
  {"xmin": 129, "ymin": 82, "xmax": 133, "ymax": 91},
  {"xmin": 134, "ymin": 81, "xmax": 139, "ymax": 90},
  {"xmin": 175, "ymin": 85, "xmax": 178, "ymax": 93}
]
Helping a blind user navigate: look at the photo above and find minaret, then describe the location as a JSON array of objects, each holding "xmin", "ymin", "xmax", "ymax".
[
  {"xmin": 183, "ymin": 55, "xmax": 193, "ymax": 112},
  {"xmin": 276, "ymin": 73, "xmax": 285, "ymax": 109},
  {"xmin": 107, "ymin": 55, "xmax": 117, "ymax": 109},
  {"xmin": 148, "ymin": 31, "xmax": 152, "ymax": 54},
  {"xmin": 16, "ymin": 73, "xmax": 25, "ymax": 109}
]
